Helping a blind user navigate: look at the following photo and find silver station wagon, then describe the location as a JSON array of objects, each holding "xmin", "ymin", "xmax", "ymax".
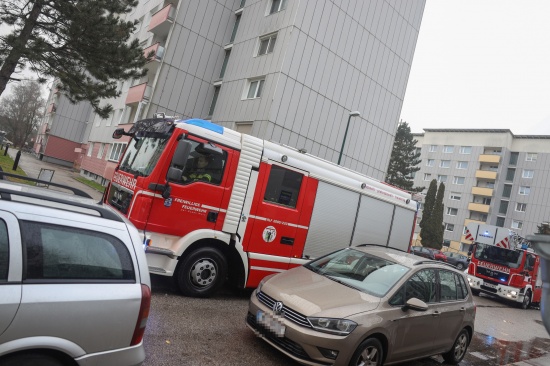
[
  {"xmin": 247, "ymin": 245, "xmax": 476, "ymax": 366},
  {"xmin": 0, "ymin": 175, "xmax": 151, "ymax": 366}
]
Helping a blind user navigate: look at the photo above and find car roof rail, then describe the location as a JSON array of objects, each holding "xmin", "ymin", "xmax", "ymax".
[
  {"xmin": 413, "ymin": 260, "xmax": 461, "ymax": 269},
  {"xmin": 0, "ymin": 171, "xmax": 92, "ymax": 198},
  {"xmin": 0, "ymin": 185, "xmax": 123, "ymax": 222},
  {"xmin": 355, "ymin": 244, "xmax": 407, "ymax": 253}
]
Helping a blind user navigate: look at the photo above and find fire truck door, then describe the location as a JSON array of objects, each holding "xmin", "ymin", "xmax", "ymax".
[
  {"xmin": 144, "ymin": 137, "xmax": 232, "ymax": 237},
  {"xmin": 242, "ymin": 163, "xmax": 310, "ymax": 271}
]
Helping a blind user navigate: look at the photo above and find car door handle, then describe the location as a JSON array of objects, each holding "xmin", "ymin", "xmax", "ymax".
[
  {"xmin": 432, "ymin": 311, "xmax": 440, "ymax": 317},
  {"xmin": 459, "ymin": 307, "xmax": 465, "ymax": 312},
  {"xmin": 280, "ymin": 237, "xmax": 294, "ymax": 245}
]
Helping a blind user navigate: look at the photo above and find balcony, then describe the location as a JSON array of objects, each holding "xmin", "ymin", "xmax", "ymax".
[
  {"xmin": 125, "ymin": 82, "xmax": 152, "ymax": 106},
  {"xmin": 148, "ymin": 4, "xmax": 175, "ymax": 38},
  {"xmin": 47, "ymin": 103, "xmax": 56, "ymax": 114},
  {"xmin": 471, "ymin": 186, "xmax": 493, "ymax": 197},
  {"xmin": 475, "ymin": 170, "xmax": 497, "ymax": 180},
  {"xmin": 479, "ymin": 154, "xmax": 501, "ymax": 163},
  {"xmin": 143, "ymin": 43, "xmax": 165, "ymax": 75},
  {"xmin": 468, "ymin": 202, "xmax": 490, "ymax": 214}
]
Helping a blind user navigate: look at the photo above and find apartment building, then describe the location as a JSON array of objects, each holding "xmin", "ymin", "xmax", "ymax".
[
  {"xmin": 36, "ymin": 0, "xmax": 425, "ymax": 184},
  {"xmin": 411, "ymin": 129, "xmax": 550, "ymax": 254}
]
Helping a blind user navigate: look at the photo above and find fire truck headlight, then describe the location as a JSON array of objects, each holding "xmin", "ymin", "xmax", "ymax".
[{"xmin": 510, "ymin": 291, "xmax": 517, "ymax": 296}]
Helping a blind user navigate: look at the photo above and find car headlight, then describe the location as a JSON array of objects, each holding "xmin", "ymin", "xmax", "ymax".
[
  {"xmin": 307, "ymin": 317, "xmax": 357, "ymax": 335},
  {"xmin": 256, "ymin": 274, "xmax": 275, "ymax": 296}
]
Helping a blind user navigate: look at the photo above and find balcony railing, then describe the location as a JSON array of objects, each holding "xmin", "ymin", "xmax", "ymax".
[
  {"xmin": 47, "ymin": 103, "xmax": 56, "ymax": 114},
  {"xmin": 471, "ymin": 186, "xmax": 494, "ymax": 197},
  {"xmin": 143, "ymin": 43, "xmax": 165, "ymax": 62},
  {"xmin": 479, "ymin": 154, "xmax": 501, "ymax": 163},
  {"xmin": 148, "ymin": 4, "xmax": 175, "ymax": 38},
  {"xmin": 468, "ymin": 202, "xmax": 490, "ymax": 214},
  {"xmin": 475, "ymin": 170, "xmax": 497, "ymax": 180},
  {"xmin": 125, "ymin": 83, "xmax": 152, "ymax": 106}
]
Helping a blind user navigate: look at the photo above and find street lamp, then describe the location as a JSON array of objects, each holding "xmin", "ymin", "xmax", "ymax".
[{"xmin": 337, "ymin": 111, "xmax": 361, "ymax": 165}]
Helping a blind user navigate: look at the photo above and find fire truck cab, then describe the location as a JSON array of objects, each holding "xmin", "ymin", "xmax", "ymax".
[
  {"xmin": 106, "ymin": 118, "xmax": 418, "ymax": 297},
  {"xmin": 466, "ymin": 223, "xmax": 542, "ymax": 309}
]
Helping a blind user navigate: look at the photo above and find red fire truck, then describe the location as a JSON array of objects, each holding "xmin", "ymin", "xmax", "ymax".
[
  {"xmin": 105, "ymin": 117, "xmax": 418, "ymax": 297},
  {"xmin": 465, "ymin": 223, "xmax": 542, "ymax": 309}
]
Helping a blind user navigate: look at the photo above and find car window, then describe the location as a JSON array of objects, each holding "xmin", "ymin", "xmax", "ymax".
[
  {"xmin": 389, "ymin": 269, "xmax": 437, "ymax": 305},
  {"xmin": 455, "ymin": 273, "xmax": 468, "ymax": 299},
  {"xmin": 439, "ymin": 270, "xmax": 459, "ymax": 301},
  {"xmin": 0, "ymin": 219, "xmax": 8, "ymax": 281},
  {"xmin": 22, "ymin": 221, "xmax": 135, "ymax": 281}
]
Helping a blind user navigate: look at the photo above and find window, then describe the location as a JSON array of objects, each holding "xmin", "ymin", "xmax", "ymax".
[
  {"xmin": 496, "ymin": 217, "xmax": 505, "ymax": 227},
  {"xmin": 426, "ymin": 159, "xmax": 434, "ymax": 167},
  {"xmin": 423, "ymin": 173, "xmax": 431, "ymax": 181},
  {"xmin": 219, "ymin": 50, "xmax": 230, "ymax": 79},
  {"xmin": 0, "ymin": 219, "xmax": 8, "ymax": 281},
  {"xmin": 246, "ymin": 78, "xmax": 265, "ymax": 99},
  {"xmin": 443, "ymin": 239, "xmax": 451, "ymax": 247},
  {"xmin": 209, "ymin": 86, "xmax": 221, "ymax": 115},
  {"xmin": 437, "ymin": 175, "xmax": 447, "ymax": 183},
  {"xmin": 178, "ymin": 139, "xmax": 227, "ymax": 185},
  {"xmin": 389, "ymin": 269, "xmax": 437, "ymax": 306},
  {"xmin": 506, "ymin": 168, "xmax": 516, "ymax": 181},
  {"xmin": 450, "ymin": 192, "xmax": 461, "ymax": 200},
  {"xmin": 440, "ymin": 160, "xmax": 450, "ymax": 168},
  {"xmin": 87, "ymin": 142, "xmax": 94, "ymax": 157},
  {"xmin": 97, "ymin": 143, "xmax": 105, "ymax": 158},
  {"xmin": 269, "ymin": 0, "xmax": 287, "ymax": 14},
  {"xmin": 445, "ymin": 223, "xmax": 454, "ymax": 232},
  {"xmin": 522, "ymin": 170, "xmax": 534, "ymax": 179},
  {"xmin": 234, "ymin": 122, "xmax": 253, "ymax": 135},
  {"xmin": 460, "ymin": 243, "xmax": 472, "ymax": 253},
  {"xmin": 498, "ymin": 200, "xmax": 509, "ymax": 214},
  {"xmin": 516, "ymin": 203, "xmax": 527, "ymax": 212},
  {"xmin": 511, "ymin": 220, "xmax": 523, "ymax": 230},
  {"xmin": 108, "ymin": 142, "xmax": 127, "ymax": 162},
  {"xmin": 429, "ymin": 145, "xmax": 437, "ymax": 152},
  {"xmin": 439, "ymin": 270, "xmax": 459, "ymax": 301},
  {"xmin": 502, "ymin": 184, "xmax": 512, "ymax": 198},
  {"xmin": 526, "ymin": 153, "xmax": 537, "ymax": 162},
  {"xmin": 22, "ymin": 221, "xmax": 135, "ymax": 281},
  {"xmin": 459, "ymin": 146, "xmax": 471, "ymax": 154},
  {"xmin": 264, "ymin": 165, "xmax": 303, "ymax": 208},
  {"xmin": 519, "ymin": 186, "xmax": 530, "ymax": 195},
  {"xmin": 482, "ymin": 197, "xmax": 491, "ymax": 205},
  {"xmin": 509, "ymin": 152, "xmax": 519, "ymax": 165},
  {"xmin": 453, "ymin": 176, "xmax": 465, "ymax": 185},
  {"xmin": 446, "ymin": 207, "xmax": 458, "ymax": 216},
  {"xmin": 457, "ymin": 161, "xmax": 468, "ymax": 169},
  {"xmin": 257, "ymin": 33, "xmax": 277, "ymax": 55},
  {"xmin": 443, "ymin": 145, "xmax": 454, "ymax": 153},
  {"xmin": 230, "ymin": 14, "xmax": 241, "ymax": 43}
]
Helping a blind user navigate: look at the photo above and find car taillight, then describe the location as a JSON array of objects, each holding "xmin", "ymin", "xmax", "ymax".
[{"xmin": 131, "ymin": 284, "xmax": 151, "ymax": 346}]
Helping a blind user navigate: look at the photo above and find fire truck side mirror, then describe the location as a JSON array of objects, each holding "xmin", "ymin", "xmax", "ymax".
[{"xmin": 172, "ymin": 140, "xmax": 192, "ymax": 168}]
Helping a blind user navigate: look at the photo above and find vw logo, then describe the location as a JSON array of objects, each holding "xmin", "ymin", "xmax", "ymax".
[{"xmin": 273, "ymin": 301, "xmax": 284, "ymax": 315}]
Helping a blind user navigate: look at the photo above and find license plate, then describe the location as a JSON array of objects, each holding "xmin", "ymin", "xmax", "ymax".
[
  {"xmin": 484, "ymin": 282, "xmax": 497, "ymax": 289},
  {"xmin": 256, "ymin": 310, "xmax": 285, "ymax": 337}
]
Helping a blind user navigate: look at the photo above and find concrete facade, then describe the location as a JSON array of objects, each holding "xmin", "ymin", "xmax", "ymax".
[
  {"xmin": 411, "ymin": 129, "xmax": 550, "ymax": 254},
  {"xmin": 37, "ymin": 0, "xmax": 425, "ymax": 184}
]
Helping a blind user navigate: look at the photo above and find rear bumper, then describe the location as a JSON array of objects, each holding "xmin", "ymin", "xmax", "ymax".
[{"xmin": 76, "ymin": 343, "xmax": 145, "ymax": 366}]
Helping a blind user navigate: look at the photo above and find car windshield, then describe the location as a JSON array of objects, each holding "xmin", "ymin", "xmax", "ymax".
[
  {"xmin": 305, "ymin": 248, "xmax": 410, "ymax": 297},
  {"xmin": 473, "ymin": 243, "xmax": 524, "ymax": 269},
  {"xmin": 119, "ymin": 133, "xmax": 169, "ymax": 177}
]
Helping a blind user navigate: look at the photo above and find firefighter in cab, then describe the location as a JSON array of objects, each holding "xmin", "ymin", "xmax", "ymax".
[{"xmin": 182, "ymin": 154, "xmax": 215, "ymax": 183}]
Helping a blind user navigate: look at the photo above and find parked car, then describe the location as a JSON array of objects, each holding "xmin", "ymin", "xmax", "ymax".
[
  {"xmin": 0, "ymin": 175, "xmax": 151, "ymax": 366},
  {"xmin": 443, "ymin": 251, "xmax": 470, "ymax": 270},
  {"xmin": 247, "ymin": 245, "xmax": 476, "ymax": 366},
  {"xmin": 412, "ymin": 246, "xmax": 448, "ymax": 262}
]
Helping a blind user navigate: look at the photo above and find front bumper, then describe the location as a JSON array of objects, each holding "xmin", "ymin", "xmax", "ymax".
[{"xmin": 466, "ymin": 275, "xmax": 525, "ymax": 303}]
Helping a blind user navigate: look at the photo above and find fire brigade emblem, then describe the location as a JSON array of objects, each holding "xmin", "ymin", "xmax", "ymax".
[{"xmin": 263, "ymin": 226, "xmax": 276, "ymax": 243}]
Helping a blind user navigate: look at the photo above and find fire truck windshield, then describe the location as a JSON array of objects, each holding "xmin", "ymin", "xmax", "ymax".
[
  {"xmin": 119, "ymin": 134, "xmax": 169, "ymax": 177},
  {"xmin": 473, "ymin": 243, "xmax": 524, "ymax": 269}
]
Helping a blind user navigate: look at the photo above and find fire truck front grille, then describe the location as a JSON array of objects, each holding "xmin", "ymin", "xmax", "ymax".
[
  {"xmin": 477, "ymin": 267, "xmax": 509, "ymax": 283},
  {"xmin": 256, "ymin": 291, "xmax": 310, "ymax": 328},
  {"xmin": 107, "ymin": 184, "xmax": 133, "ymax": 214}
]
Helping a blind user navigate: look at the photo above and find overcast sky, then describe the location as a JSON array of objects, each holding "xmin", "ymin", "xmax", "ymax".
[{"xmin": 400, "ymin": 0, "xmax": 550, "ymax": 135}]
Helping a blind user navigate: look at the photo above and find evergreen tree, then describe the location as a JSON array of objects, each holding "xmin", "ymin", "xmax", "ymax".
[
  {"xmin": 386, "ymin": 121, "xmax": 423, "ymax": 192},
  {"xmin": 0, "ymin": 0, "xmax": 147, "ymax": 118},
  {"xmin": 429, "ymin": 182, "xmax": 445, "ymax": 249},
  {"xmin": 420, "ymin": 180, "xmax": 446, "ymax": 249},
  {"xmin": 419, "ymin": 179, "xmax": 437, "ymax": 234},
  {"xmin": 537, "ymin": 222, "xmax": 550, "ymax": 235}
]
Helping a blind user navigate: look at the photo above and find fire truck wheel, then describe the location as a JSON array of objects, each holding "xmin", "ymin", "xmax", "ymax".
[
  {"xmin": 519, "ymin": 290, "xmax": 532, "ymax": 310},
  {"xmin": 175, "ymin": 247, "xmax": 228, "ymax": 297},
  {"xmin": 442, "ymin": 329, "xmax": 469, "ymax": 365}
]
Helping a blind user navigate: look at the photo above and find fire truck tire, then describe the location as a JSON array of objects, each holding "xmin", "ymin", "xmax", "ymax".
[
  {"xmin": 519, "ymin": 290, "xmax": 532, "ymax": 310},
  {"xmin": 442, "ymin": 329, "xmax": 469, "ymax": 365},
  {"xmin": 175, "ymin": 247, "xmax": 228, "ymax": 298}
]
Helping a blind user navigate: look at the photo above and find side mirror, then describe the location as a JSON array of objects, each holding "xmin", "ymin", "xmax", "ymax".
[
  {"xmin": 112, "ymin": 128, "xmax": 132, "ymax": 139},
  {"xmin": 402, "ymin": 297, "xmax": 428, "ymax": 312},
  {"xmin": 172, "ymin": 139, "xmax": 192, "ymax": 168}
]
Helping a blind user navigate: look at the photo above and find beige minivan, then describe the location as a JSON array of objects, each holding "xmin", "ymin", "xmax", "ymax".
[{"xmin": 247, "ymin": 245, "xmax": 476, "ymax": 366}]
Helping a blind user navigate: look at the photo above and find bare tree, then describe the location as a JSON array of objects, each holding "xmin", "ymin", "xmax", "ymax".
[{"xmin": 0, "ymin": 80, "xmax": 45, "ymax": 148}]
